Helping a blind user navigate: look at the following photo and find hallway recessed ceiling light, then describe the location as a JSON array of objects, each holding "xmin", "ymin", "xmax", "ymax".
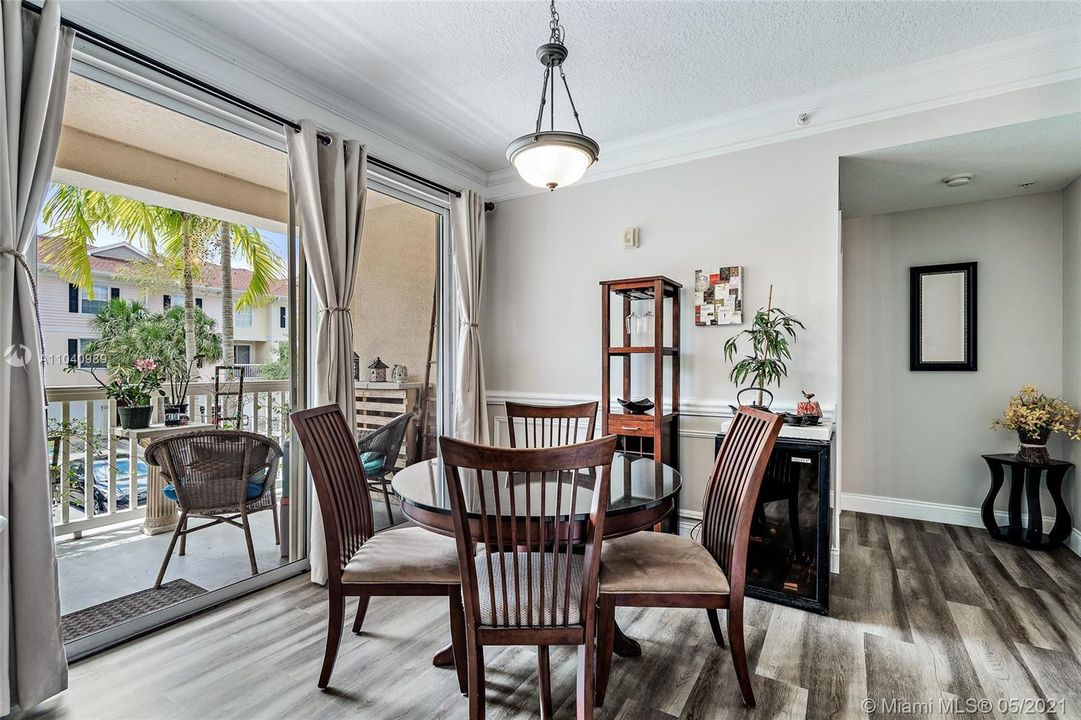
[
  {"xmin": 942, "ymin": 173, "xmax": 974, "ymax": 188},
  {"xmin": 506, "ymin": 0, "xmax": 599, "ymax": 191}
]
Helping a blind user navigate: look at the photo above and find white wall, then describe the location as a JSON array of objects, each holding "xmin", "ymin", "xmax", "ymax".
[
  {"xmin": 482, "ymin": 81, "xmax": 1080, "ymax": 517},
  {"xmin": 842, "ymin": 193, "xmax": 1064, "ymax": 515},
  {"xmin": 1064, "ymin": 178, "xmax": 1081, "ymax": 523}
]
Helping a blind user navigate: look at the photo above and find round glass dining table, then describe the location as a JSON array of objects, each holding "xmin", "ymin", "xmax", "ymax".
[
  {"xmin": 391, "ymin": 452, "xmax": 682, "ymax": 538},
  {"xmin": 391, "ymin": 452, "xmax": 682, "ymax": 664}
]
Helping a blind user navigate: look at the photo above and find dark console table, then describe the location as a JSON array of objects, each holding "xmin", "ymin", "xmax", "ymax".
[{"xmin": 981, "ymin": 454, "xmax": 1074, "ymax": 550}]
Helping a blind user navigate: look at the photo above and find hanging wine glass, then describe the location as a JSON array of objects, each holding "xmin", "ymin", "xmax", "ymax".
[{"xmin": 641, "ymin": 308, "xmax": 655, "ymax": 337}]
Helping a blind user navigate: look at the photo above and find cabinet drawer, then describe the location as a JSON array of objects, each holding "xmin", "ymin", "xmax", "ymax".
[{"xmin": 607, "ymin": 414, "xmax": 655, "ymax": 437}]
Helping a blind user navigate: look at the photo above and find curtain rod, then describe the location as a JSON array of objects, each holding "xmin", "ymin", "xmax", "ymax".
[{"xmin": 22, "ymin": 0, "xmax": 468, "ymax": 200}]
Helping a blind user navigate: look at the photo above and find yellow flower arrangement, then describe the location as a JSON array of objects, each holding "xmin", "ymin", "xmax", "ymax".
[{"xmin": 991, "ymin": 385, "xmax": 1081, "ymax": 443}]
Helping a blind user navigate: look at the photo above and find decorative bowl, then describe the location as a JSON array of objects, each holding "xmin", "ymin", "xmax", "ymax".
[{"xmin": 617, "ymin": 398, "xmax": 654, "ymax": 415}]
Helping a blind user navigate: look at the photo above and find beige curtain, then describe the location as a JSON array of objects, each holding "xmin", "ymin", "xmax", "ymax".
[
  {"xmin": 451, "ymin": 191, "xmax": 488, "ymax": 444},
  {"xmin": 286, "ymin": 120, "xmax": 366, "ymax": 584},
  {"xmin": 0, "ymin": 0, "xmax": 72, "ymax": 713}
]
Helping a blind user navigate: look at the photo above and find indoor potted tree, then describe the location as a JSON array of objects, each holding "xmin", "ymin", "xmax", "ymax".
[
  {"xmin": 723, "ymin": 285, "xmax": 804, "ymax": 410},
  {"xmin": 992, "ymin": 385, "xmax": 1081, "ymax": 463}
]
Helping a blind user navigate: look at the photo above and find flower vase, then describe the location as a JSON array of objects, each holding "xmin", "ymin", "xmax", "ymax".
[
  {"xmin": 1017, "ymin": 428, "xmax": 1051, "ymax": 464},
  {"xmin": 118, "ymin": 405, "xmax": 153, "ymax": 430}
]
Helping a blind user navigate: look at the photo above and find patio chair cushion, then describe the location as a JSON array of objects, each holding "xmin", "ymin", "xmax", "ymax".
[
  {"xmin": 162, "ymin": 475, "xmax": 265, "ymax": 503},
  {"xmin": 360, "ymin": 451, "xmax": 386, "ymax": 476},
  {"xmin": 342, "ymin": 525, "xmax": 460, "ymax": 585},
  {"xmin": 599, "ymin": 532, "xmax": 730, "ymax": 596}
]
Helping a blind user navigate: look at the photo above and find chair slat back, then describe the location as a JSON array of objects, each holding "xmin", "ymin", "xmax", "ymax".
[
  {"xmin": 702, "ymin": 407, "xmax": 784, "ymax": 594},
  {"xmin": 440, "ymin": 434, "xmax": 617, "ymax": 629},
  {"xmin": 290, "ymin": 405, "xmax": 373, "ymax": 582},
  {"xmin": 505, "ymin": 401, "xmax": 599, "ymax": 448},
  {"xmin": 145, "ymin": 430, "xmax": 281, "ymax": 511}
]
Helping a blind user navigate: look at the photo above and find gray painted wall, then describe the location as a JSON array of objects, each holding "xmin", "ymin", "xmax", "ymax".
[
  {"xmin": 1064, "ymin": 178, "xmax": 1081, "ymax": 523},
  {"xmin": 842, "ymin": 192, "xmax": 1065, "ymax": 511}
]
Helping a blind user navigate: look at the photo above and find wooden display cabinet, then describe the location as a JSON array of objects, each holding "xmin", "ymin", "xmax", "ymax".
[{"xmin": 600, "ymin": 276, "xmax": 682, "ymax": 531}]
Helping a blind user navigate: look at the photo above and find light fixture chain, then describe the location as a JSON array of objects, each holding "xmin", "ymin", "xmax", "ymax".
[
  {"xmin": 534, "ymin": 64, "xmax": 552, "ymax": 133},
  {"xmin": 550, "ymin": 60, "xmax": 556, "ymax": 131},
  {"xmin": 558, "ymin": 66, "xmax": 585, "ymax": 135},
  {"xmin": 549, "ymin": 0, "xmax": 564, "ymax": 44}
]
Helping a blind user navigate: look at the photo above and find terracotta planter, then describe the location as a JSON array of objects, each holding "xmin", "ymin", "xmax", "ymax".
[{"xmin": 118, "ymin": 405, "xmax": 153, "ymax": 430}]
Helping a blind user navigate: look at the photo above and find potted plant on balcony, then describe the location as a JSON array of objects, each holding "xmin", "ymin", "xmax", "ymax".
[
  {"xmin": 68, "ymin": 358, "xmax": 163, "ymax": 429},
  {"xmin": 992, "ymin": 385, "xmax": 1081, "ymax": 464},
  {"xmin": 161, "ymin": 356, "xmax": 200, "ymax": 426},
  {"xmin": 114, "ymin": 358, "xmax": 163, "ymax": 429},
  {"xmin": 723, "ymin": 285, "xmax": 804, "ymax": 411}
]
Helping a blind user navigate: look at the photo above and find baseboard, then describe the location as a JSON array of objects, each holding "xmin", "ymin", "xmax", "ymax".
[
  {"xmin": 1069, "ymin": 529, "xmax": 1081, "ymax": 556},
  {"xmin": 841, "ymin": 491, "xmax": 1081, "ymax": 558}
]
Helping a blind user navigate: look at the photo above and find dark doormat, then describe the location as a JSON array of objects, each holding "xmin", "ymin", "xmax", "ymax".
[{"xmin": 62, "ymin": 579, "xmax": 208, "ymax": 644}]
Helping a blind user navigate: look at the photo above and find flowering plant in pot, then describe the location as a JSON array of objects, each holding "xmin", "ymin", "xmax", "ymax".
[
  {"xmin": 71, "ymin": 358, "xmax": 162, "ymax": 429},
  {"xmin": 992, "ymin": 385, "xmax": 1081, "ymax": 464}
]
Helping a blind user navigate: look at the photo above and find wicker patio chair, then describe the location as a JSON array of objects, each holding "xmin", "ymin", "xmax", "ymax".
[
  {"xmin": 357, "ymin": 412, "xmax": 413, "ymax": 525},
  {"xmin": 145, "ymin": 429, "xmax": 282, "ymax": 588}
]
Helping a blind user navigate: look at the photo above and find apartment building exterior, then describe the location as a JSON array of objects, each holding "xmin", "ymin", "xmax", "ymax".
[{"xmin": 37, "ymin": 241, "xmax": 288, "ymax": 387}]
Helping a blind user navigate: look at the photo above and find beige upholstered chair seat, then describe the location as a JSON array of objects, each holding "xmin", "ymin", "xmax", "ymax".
[
  {"xmin": 476, "ymin": 551, "xmax": 584, "ymax": 626},
  {"xmin": 342, "ymin": 526, "xmax": 460, "ymax": 584},
  {"xmin": 600, "ymin": 532, "xmax": 730, "ymax": 595}
]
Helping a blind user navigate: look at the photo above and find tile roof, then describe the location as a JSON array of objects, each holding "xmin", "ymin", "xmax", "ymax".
[{"xmin": 37, "ymin": 239, "xmax": 288, "ymax": 296}]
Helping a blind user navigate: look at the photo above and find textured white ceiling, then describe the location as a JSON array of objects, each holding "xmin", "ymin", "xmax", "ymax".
[
  {"xmin": 840, "ymin": 114, "xmax": 1081, "ymax": 217},
  {"xmin": 159, "ymin": 1, "xmax": 1081, "ymax": 172}
]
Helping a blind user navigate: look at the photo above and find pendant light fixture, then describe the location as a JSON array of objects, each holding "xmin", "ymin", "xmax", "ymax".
[{"xmin": 506, "ymin": 0, "xmax": 599, "ymax": 191}]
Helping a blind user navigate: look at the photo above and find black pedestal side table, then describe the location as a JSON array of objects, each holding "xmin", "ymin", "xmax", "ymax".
[{"xmin": 981, "ymin": 454, "xmax": 1074, "ymax": 550}]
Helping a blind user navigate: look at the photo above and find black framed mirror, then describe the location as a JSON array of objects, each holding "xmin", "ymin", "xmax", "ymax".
[{"xmin": 910, "ymin": 261, "xmax": 977, "ymax": 371}]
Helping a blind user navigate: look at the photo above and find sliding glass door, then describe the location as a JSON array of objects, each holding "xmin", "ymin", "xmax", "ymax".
[{"xmin": 45, "ymin": 66, "xmax": 305, "ymax": 659}]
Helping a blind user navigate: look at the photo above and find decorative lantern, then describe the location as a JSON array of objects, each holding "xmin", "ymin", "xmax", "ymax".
[
  {"xmin": 391, "ymin": 364, "xmax": 408, "ymax": 382},
  {"xmin": 368, "ymin": 356, "xmax": 389, "ymax": 383}
]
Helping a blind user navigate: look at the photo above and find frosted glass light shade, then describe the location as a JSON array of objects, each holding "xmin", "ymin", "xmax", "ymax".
[{"xmin": 507, "ymin": 131, "xmax": 599, "ymax": 190}]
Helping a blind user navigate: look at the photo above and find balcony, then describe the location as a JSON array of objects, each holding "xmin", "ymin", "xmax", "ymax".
[{"xmin": 49, "ymin": 379, "xmax": 296, "ymax": 642}]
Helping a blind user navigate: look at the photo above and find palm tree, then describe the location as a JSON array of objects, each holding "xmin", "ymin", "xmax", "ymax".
[
  {"xmin": 220, "ymin": 223, "xmax": 233, "ymax": 366},
  {"xmin": 83, "ymin": 298, "xmax": 151, "ymax": 373},
  {"xmin": 41, "ymin": 183, "xmax": 284, "ymax": 366}
]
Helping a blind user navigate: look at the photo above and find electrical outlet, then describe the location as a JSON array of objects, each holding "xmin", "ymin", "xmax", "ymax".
[{"xmin": 624, "ymin": 227, "xmax": 640, "ymax": 249}]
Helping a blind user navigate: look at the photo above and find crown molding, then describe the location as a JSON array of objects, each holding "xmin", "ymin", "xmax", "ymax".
[
  {"xmin": 57, "ymin": 4, "xmax": 1080, "ymax": 203},
  {"xmin": 486, "ymin": 24, "xmax": 1081, "ymax": 201},
  {"xmin": 61, "ymin": 1, "xmax": 490, "ymax": 192}
]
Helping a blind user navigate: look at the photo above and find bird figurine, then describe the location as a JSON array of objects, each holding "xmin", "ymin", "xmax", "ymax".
[{"xmin": 796, "ymin": 390, "xmax": 822, "ymax": 419}]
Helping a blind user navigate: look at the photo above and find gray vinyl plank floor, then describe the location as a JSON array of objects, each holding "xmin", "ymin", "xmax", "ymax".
[{"xmin": 22, "ymin": 511, "xmax": 1081, "ymax": 719}]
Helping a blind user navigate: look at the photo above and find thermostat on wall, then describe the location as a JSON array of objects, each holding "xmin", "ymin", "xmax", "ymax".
[{"xmin": 624, "ymin": 227, "xmax": 640, "ymax": 249}]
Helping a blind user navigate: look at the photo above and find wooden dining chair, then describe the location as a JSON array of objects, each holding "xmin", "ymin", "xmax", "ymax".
[
  {"xmin": 290, "ymin": 405, "xmax": 466, "ymax": 692},
  {"xmin": 505, "ymin": 401, "xmax": 598, "ymax": 448},
  {"xmin": 594, "ymin": 407, "xmax": 783, "ymax": 707},
  {"xmin": 440, "ymin": 434, "xmax": 618, "ymax": 720}
]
